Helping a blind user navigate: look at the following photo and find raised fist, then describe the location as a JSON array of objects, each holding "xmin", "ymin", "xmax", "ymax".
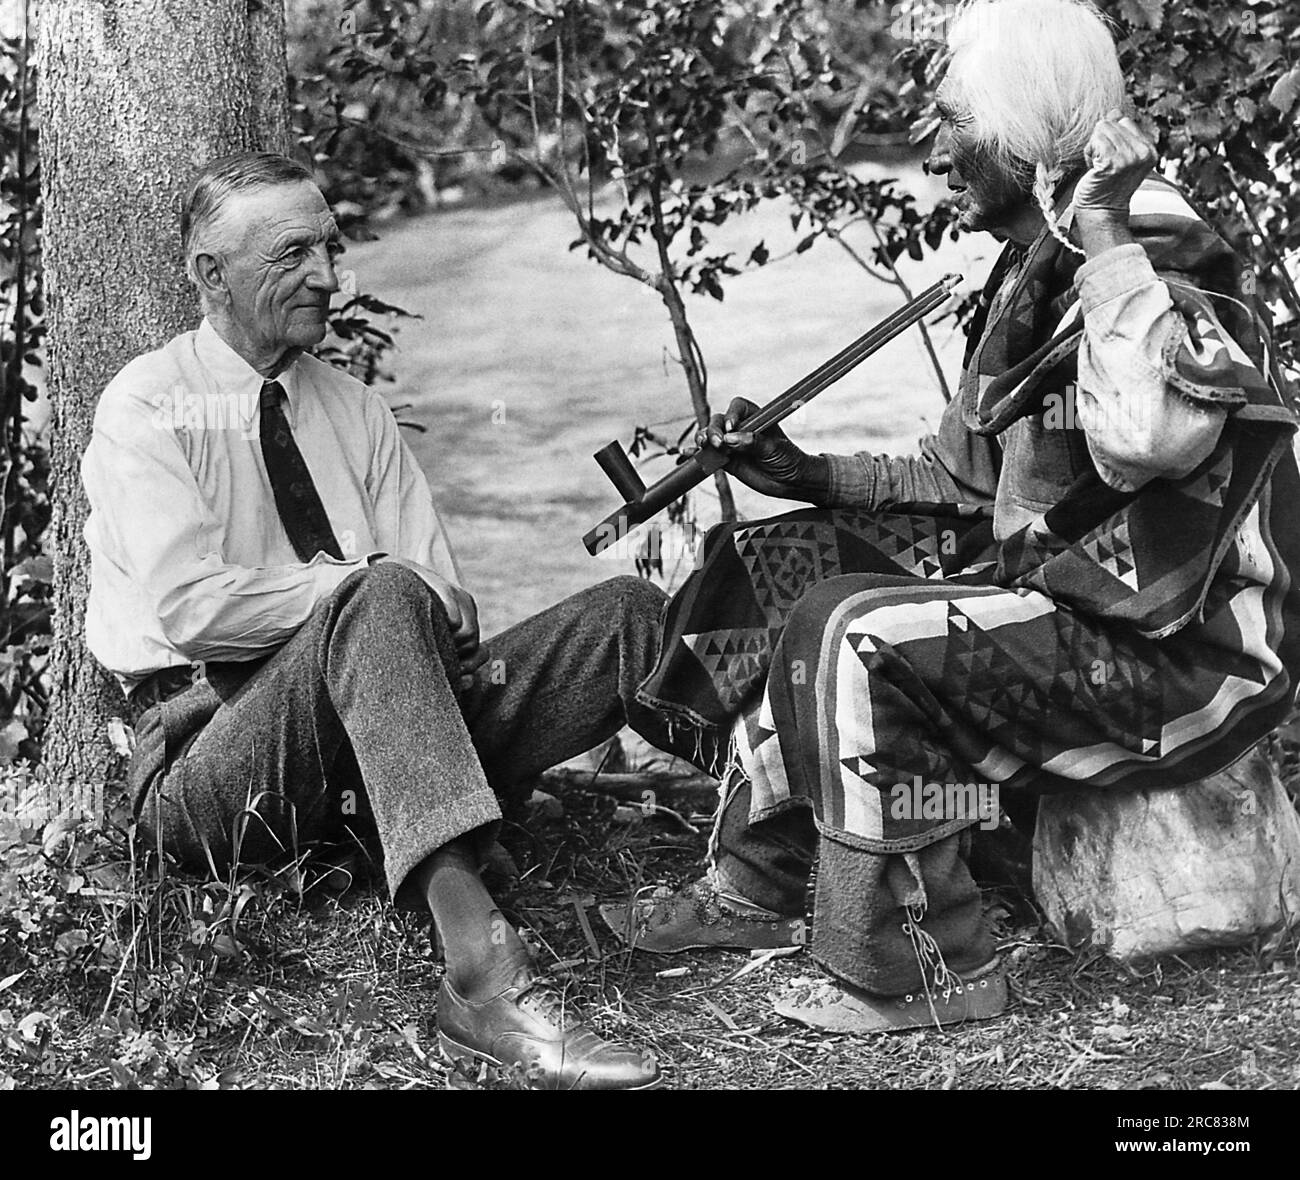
[{"xmin": 1074, "ymin": 108, "xmax": 1157, "ymax": 217}]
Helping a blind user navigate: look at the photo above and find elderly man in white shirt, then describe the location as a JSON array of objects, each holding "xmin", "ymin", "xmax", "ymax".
[{"xmin": 82, "ymin": 152, "xmax": 679, "ymax": 1090}]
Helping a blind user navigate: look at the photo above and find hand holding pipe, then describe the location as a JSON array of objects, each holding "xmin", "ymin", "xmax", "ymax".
[{"xmin": 582, "ymin": 273, "xmax": 961, "ymax": 556}]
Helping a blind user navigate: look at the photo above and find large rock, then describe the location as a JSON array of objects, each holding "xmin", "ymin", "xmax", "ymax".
[{"xmin": 1032, "ymin": 745, "xmax": 1300, "ymax": 962}]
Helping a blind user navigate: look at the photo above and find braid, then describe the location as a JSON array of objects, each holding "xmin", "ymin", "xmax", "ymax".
[{"xmin": 1033, "ymin": 160, "xmax": 1085, "ymax": 257}]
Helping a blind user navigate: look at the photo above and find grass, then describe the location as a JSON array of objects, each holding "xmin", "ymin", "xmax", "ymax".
[{"xmin": 2, "ymin": 750, "xmax": 1298, "ymax": 1091}]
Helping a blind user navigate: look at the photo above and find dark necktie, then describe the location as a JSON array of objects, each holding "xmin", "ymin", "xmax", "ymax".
[{"xmin": 259, "ymin": 380, "xmax": 344, "ymax": 562}]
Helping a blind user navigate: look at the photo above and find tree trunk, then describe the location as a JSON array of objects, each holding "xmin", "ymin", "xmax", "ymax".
[{"xmin": 37, "ymin": 0, "xmax": 290, "ymax": 817}]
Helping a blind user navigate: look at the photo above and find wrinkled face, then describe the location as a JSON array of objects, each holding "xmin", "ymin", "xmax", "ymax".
[
  {"xmin": 214, "ymin": 181, "xmax": 344, "ymax": 360},
  {"xmin": 925, "ymin": 81, "xmax": 1030, "ymax": 236}
]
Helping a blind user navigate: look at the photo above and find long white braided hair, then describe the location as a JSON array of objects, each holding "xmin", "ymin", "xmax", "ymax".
[{"xmin": 943, "ymin": 0, "xmax": 1127, "ymax": 256}]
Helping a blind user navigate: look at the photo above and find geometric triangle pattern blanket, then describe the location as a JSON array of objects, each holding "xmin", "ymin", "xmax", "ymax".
[
  {"xmin": 637, "ymin": 485, "xmax": 1300, "ymax": 851},
  {"xmin": 637, "ymin": 503, "xmax": 995, "ymax": 731}
]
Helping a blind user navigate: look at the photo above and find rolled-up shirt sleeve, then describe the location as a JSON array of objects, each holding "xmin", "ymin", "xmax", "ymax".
[
  {"xmin": 1075, "ymin": 243, "xmax": 1243, "ymax": 492},
  {"xmin": 83, "ymin": 390, "xmax": 367, "ymax": 662},
  {"xmin": 819, "ymin": 393, "xmax": 1002, "ymax": 510}
]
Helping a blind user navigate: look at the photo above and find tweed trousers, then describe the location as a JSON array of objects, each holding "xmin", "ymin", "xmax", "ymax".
[{"xmin": 130, "ymin": 564, "xmax": 674, "ymax": 904}]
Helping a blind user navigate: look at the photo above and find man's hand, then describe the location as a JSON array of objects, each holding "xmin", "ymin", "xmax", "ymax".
[
  {"xmin": 685, "ymin": 397, "xmax": 830, "ymax": 501},
  {"xmin": 1074, "ymin": 109, "xmax": 1156, "ymax": 218},
  {"xmin": 1073, "ymin": 109, "xmax": 1156, "ymax": 258},
  {"xmin": 376, "ymin": 557, "xmax": 487, "ymax": 688}
]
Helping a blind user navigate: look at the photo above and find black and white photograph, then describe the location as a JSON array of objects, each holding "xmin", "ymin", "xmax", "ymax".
[{"xmin": 0, "ymin": 0, "xmax": 1297, "ymax": 1136}]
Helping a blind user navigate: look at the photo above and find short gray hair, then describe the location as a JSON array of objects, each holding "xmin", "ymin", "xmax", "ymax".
[{"xmin": 181, "ymin": 152, "xmax": 316, "ymax": 281}]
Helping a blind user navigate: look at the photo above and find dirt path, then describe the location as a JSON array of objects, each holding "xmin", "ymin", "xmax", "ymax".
[{"xmin": 348, "ymin": 166, "xmax": 995, "ymax": 630}]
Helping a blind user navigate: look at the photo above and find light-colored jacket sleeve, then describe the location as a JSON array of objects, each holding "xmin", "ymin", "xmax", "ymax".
[
  {"xmin": 82, "ymin": 377, "xmax": 366, "ymax": 661},
  {"xmin": 1075, "ymin": 243, "xmax": 1236, "ymax": 492},
  {"xmin": 362, "ymin": 389, "xmax": 462, "ymax": 585}
]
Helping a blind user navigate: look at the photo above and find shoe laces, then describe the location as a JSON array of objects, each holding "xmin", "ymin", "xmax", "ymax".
[{"xmin": 516, "ymin": 976, "xmax": 584, "ymax": 1033}]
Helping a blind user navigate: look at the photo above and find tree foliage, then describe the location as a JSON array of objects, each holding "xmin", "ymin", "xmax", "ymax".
[{"xmin": 1107, "ymin": 0, "xmax": 1299, "ymax": 378}]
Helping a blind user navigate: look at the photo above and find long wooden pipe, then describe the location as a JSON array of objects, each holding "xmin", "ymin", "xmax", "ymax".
[{"xmin": 583, "ymin": 272, "xmax": 961, "ymax": 556}]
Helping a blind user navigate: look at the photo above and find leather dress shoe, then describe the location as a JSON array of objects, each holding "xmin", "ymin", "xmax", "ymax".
[
  {"xmin": 437, "ymin": 969, "xmax": 660, "ymax": 1090},
  {"xmin": 599, "ymin": 874, "xmax": 806, "ymax": 955}
]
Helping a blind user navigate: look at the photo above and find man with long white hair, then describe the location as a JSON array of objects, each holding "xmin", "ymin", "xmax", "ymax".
[{"xmin": 604, "ymin": 0, "xmax": 1300, "ymax": 1032}]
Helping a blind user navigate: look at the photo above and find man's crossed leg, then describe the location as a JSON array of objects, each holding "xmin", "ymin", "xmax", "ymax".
[{"xmin": 132, "ymin": 562, "xmax": 675, "ymax": 1089}]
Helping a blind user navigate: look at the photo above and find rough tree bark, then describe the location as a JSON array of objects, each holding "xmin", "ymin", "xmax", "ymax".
[{"xmin": 37, "ymin": 0, "xmax": 291, "ymax": 816}]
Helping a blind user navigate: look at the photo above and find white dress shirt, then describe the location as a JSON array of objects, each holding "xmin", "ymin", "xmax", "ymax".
[{"xmin": 83, "ymin": 318, "xmax": 461, "ymax": 693}]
